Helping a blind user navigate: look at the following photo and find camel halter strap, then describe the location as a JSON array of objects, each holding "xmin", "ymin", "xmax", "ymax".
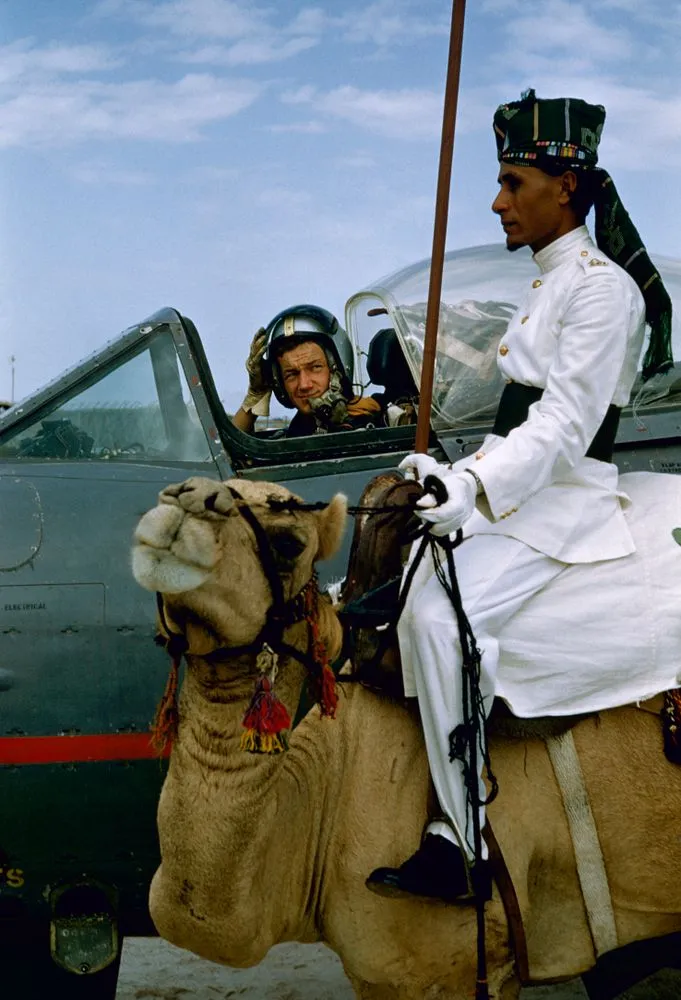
[{"xmin": 152, "ymin": 486, "xmax": 337, "ymax": 755}]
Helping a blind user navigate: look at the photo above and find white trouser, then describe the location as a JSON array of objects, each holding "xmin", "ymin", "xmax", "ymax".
[{"xmin": 397, "ymin": 534, "xmax": 566, "ymax": 860}]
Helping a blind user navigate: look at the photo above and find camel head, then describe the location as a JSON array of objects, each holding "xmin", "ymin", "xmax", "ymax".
[
  {"xmin": 133, "ymin": 476, "xmax": 347, "ymax": 647},
  {"xmin": 132, "ymin": 477, "xmax": 348, "ymax": 752}
]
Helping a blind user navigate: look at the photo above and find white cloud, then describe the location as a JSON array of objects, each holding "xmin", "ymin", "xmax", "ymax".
[
  {"xmin": 255, "ymin": 186, "xmax": 314, "ymax": 209},
  {"xmin": 286, "ymin": 7, "xmax": 328, "ymax": 37},
  {"xmin": 0, "ymin": 74, "xmax": 262, "ymax": 148},
  {"xmin": 478, "ymin": 0, "xmax": 518, "ymax": 9},
  {"xmin": 267, "ymin": 120, "xmax": 327, "ymax": 134},
  {"xmin": 181, "ymin": 35, "xmax": 318, "ymax": 67},
  {"xmin": 503, "ymin": 0, "xmax": 633, "ymax": 64},
  {"xmin": 96, "ymin": 0, "xmax": 449, "ymax": 69},
  {"xmin": 498, "ymin": 2, "xmax": 679, "ymax": 96},
  {"xmin": 335, "ymin": 0, "xmax": 450, "ymax": 46},
  {"xmin": 98, "ymin": 0, "xmax": 324, "ymax": 68},
  {"xmin": 281, "ymin": 85, "xmax": 317, "ymax": 105},
  {"xmin": 600, "ymin": 0, "xmax": 681, "ymax": 27},
  {"xmin": 479, "ymin": 0, "xmax": 673, "ymax": 33},
  {"xmin": 336, "ymin": 154, "xmax": 377, "ymax": 169},
  {"xmin": 187, "ymin": 164, "xmax": 240, "ymax": 182},
  {"xmin": 0, "ymin": 39, "xmax": 121, "ymax": 85},
  {"xmin": 69, "ymin": 161, "xmax": 152, "ymax": 185},
  {"xmin": 478, "ymin": 0, "xmax": 675, "ymax": 83},
  {"xmin": 282, "ymin": 85, "xmax": 442, "ymax": 140},
  {"xmin": 106, "ymin": 0, "xmax": 268, "ymax": 40}
]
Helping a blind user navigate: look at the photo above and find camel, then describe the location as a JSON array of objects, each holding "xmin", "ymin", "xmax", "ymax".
[{"xmin": 132, "ymin": 474, "xmax": 681, "ymax": 999}]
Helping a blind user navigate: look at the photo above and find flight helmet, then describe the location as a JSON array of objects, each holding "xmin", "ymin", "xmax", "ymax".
[{"xmin": 263, "ymin": 305, "xmax": 355, "ymax": 408}]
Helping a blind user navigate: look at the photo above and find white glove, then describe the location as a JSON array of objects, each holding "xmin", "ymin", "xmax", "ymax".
[
  {"xmin": 416, "ymin": 471, "xmax": 476, "ymax": 537},
  {"xmin": 398, "ymin": 452, "xmax": 442, "ymax": 482},
  {"xmin": 242, "ymin": 328, "xmax": 272, "ymax": 416}
]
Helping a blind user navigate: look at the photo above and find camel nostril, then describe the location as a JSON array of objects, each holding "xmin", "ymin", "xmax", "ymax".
[{"xmin": 205, "ymin": 492, "xmax": 220, "ymax": 512}]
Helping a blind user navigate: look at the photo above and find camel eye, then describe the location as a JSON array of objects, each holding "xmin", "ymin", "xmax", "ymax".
[{"xmin": 270, "ymin": 531, "xmax": 306, "ymax": 563}]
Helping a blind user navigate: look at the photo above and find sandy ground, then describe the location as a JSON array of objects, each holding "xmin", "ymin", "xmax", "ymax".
[
  {"xmin": 115, "ymin": 939, "xmax": 357, "ymax": 1000},
  {"xmin": 114, "ymin": 938, "xmax": 681, "ymax": 999},
  {"xmin": 111, "ymin": 937, "xmax": 673, "ymax": 1000}
]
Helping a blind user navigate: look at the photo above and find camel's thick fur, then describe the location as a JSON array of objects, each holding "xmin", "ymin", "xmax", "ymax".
[{"xmin": 133, "ymin": 477, "xmax": 681, "ymax": 999}]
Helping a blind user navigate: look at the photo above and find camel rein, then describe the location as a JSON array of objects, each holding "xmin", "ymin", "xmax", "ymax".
[{"xmin": 352, "ymin": 478, "xmax": 500, "ymax": 1000}]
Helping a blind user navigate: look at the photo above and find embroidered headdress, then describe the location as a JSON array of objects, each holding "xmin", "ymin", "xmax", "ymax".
[{"xmin": 494, "ymin": 89, "xmax": 673, "ymax": 381}]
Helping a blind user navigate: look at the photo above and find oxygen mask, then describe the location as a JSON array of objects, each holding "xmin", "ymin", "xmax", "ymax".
[{"xmin": 308, "ymin": 369, "xmax": 350, "ymax": 429}]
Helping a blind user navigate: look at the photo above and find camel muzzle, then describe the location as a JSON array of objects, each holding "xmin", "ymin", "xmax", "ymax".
[{"xmin": 159, "ymin": 477, "xmax": 235, "ymax": 516}]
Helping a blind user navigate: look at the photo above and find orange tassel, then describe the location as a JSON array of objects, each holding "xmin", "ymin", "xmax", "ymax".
[{"xmin": 240, "ymin": 729, "xmax": 289, "ymax": 754}]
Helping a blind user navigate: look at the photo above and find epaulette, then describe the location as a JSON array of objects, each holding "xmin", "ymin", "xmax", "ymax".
[{"xmin": 577, "ymin": 247, "xmax": 609, "ymax": 270}]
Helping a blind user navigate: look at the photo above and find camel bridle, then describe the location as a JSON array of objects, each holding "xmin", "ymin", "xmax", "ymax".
[{"xmin": 152, "ymin": 485, "xmax": 337, "ymax": 754}]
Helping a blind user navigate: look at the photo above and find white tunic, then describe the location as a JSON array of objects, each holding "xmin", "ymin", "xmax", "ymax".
[
  {"xmin": 398, "ymin": 230, "xmax": 670, "ymax": 856},
  {"xmin": 452, "ymin": 225, "xmax": 646, "ymax": 563}
]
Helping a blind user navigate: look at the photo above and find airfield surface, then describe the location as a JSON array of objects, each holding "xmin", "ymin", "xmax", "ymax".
[{"xmin": 114, "ymin": 938, "xmax": 681, "ymax": 999}]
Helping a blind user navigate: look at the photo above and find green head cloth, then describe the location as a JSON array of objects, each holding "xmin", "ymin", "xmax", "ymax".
[{"xmin": 494, "ymin": 89, "xmax": 673, "ymax": 381}]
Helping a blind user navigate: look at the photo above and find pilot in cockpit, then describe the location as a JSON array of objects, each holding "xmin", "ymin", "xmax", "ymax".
[{"xmin": 232, "ymin": 304, "xmax": 390, "ymax": 437}]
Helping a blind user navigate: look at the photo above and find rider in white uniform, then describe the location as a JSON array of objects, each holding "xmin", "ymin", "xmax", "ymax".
[{"xmin": 366, "ymin": 90, "xmax": 673, "ymax": 904}]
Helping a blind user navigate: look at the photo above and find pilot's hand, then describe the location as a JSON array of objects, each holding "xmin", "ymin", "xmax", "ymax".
[
  {"xmin": 242, "ymin": 328, "xmax": 271, "ymax": 416},
  {"xmin": 398, "ymin": 452, "xmax": 441, "ymax": 482},
  {"xmin": 415, "ymin": 472, "xmax": 476, "ymax": 537}
]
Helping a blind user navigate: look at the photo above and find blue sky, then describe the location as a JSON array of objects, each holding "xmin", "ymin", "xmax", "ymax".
[{"xmin": 1, "ymin": 0, "xmax": 679, "ymax": 407}]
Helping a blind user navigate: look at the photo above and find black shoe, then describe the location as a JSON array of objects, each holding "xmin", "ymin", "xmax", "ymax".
[{"xmin": 365, "ymin": 834, "xmax": 492, "ymax": 905}]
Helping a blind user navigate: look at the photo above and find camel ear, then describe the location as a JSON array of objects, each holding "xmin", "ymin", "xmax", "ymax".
[{"xmin": 315, "ymin": 493, "xmax": 348, "ymax": 561}]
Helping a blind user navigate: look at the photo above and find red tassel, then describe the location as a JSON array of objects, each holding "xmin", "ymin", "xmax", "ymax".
[
  {"xmin": 151, "ymin": 655, "xmax": 180, "ymax": 755},
  {"xmin": 319, "ymin": 664, "xmax": 338, "ymax": 718},
  {"xmin": 240, "ymin": 675, "xmax": 291, "ymax": 754},
  {"xmin": 303, "ymin": 576, "xmax": 338, "ymax": 719}
]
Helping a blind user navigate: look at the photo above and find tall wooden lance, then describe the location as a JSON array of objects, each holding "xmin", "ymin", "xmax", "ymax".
[
  {"xmin": 411, "ymin": 5, "xmax": 493, "ymax": 1000},
  {"xmin": 414, "ymin": 0, "xmax": 467, "ymax": 453}
]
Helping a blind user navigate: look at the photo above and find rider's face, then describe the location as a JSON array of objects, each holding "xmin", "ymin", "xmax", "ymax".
[
  {"xmin": 491, "ymin": 163, "xmax": 573, "ymax": 253},
  {"xmin": 278, "ymin": 341, "xmax": 331, "ymax": 414}
]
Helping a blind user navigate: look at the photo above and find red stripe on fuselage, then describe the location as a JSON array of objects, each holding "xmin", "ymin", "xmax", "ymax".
[{"xmin": 0, "ymin": 733, "xmax": 171, "ymax": 765}]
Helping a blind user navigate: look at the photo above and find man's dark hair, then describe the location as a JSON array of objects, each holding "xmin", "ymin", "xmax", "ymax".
[{"xmin": 537, "ymin": 157, "xmax": 597, "ymax": 222}]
